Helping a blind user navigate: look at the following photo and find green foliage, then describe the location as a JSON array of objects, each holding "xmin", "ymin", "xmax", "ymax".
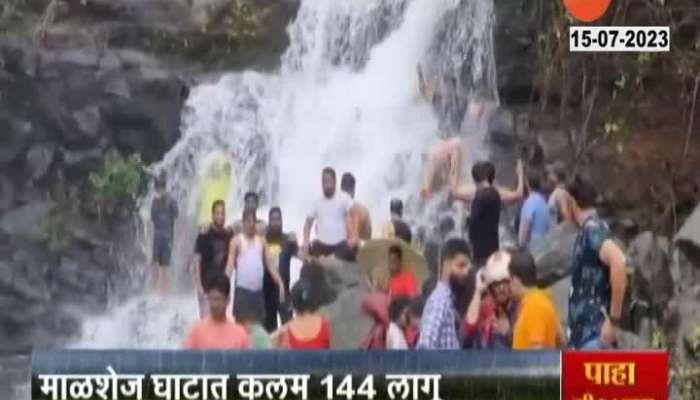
[
  {"xmin": 206, "ymin": 0, "xmax": 270, "ymax": 48},
  {"xmin": 651, "ymin": 327, "xmax": 669, "ymax": 350},
  {"xmin": 88, "ymin": 149, "xmax": 147, "ymax": 221}
]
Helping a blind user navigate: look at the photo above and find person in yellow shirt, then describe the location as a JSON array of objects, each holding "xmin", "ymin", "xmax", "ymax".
[{"xmin": 507, "ymin": 248, "xmax": 564, "ymax": 350}]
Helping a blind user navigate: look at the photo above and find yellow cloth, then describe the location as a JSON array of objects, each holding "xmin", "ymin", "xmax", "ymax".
[
  {"xmin": 198, "ymin": 177, "xmax": 230, "ymax": 225},
  {"xmin": 512, "ymin": 288, "xmax": 561, "ymax": 350}
]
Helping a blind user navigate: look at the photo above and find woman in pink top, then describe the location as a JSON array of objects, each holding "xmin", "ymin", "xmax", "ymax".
[
  {"xmin": 275, "ymin": 276, "xmax": 331, "ymax": 350},
  {"xmin": 184, "ymin": 274, "xmax": 251, "ymax": 350}
]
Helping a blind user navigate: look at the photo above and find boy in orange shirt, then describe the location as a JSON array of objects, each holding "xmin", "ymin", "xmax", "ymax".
[
  {"xmin": 507, "ymin": 248, "xmax": 564, "ymax": 350},
  {"xmin": 184, "ymin": 274, "xmax": 251, "ymax": 350}
]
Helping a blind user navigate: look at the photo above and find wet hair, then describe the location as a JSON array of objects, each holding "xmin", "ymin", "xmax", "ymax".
[
  {"xmin": 242, "ymin": 208, "xmax": 256, "ymax": 222},
  {"xmin": 472, "ymin": 161, "xmax": 496, "ymax": 184},
  {"xmin": 211, "ymin": 199, "xmax": 225, "ymax": 214},
  {"xmin": 291, "ymin": 278, "xmax": 318, "ymax": 314},
  {"xmin": 409, "ymin": 296, "xmax": 426, "ymax": 318},
  {"xmin": 507, "ymin": 247, "xmax": 537, "ymax": 288},
  {"xmin": 390, "ymin": 199, "xmax": 403, "ymax": 217},
  {"xmin": 269, "ymin": 206, "xmax": 282, "ymax": 219},
  {"xmin": 207, "ymin": 274, "xmax": 231, "ymax": 297},
  {"xmin": 567, "ymin": 175, "xmax": 598, "ymax": 209},
  {"xmin": 440, "ymin": 238, "xmax": 471, "ymax": 266},
  {"xmin": 340, "ymin": 173, "xmax": 355, "ymax": 194},
  {"xmin": 244, "ymin": 191, "xmax": 259, "ymax": 203},
  {"xmin": 322, "ymin": 167, "xmax": 336, "ymax": 181},
  {"xmin": 388, "ymin": 245, "xmax": 403, "ymax": 259},
  {"xmin": 389, "ymin": 296, "xmax": 411, "ymax": 323},
  {"xmin": 527, "ymin": 169, "xmax": 543, "ymax": 192}
]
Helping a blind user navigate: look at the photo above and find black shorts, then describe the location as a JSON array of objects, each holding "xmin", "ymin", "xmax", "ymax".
[
  {"xmin": 153, "ymin": 236, "xmax": 172, "ymax": 267},
  {"xmin": 310, "ymin": 240, "xmax": 356, "ymax": 262}
]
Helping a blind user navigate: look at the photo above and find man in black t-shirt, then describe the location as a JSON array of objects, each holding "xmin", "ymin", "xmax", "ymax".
[
  {"xmin": 263, "ymin": 206, "xmax": 292, "ymax": 332},
  {"xmin": 194, "ymin": 199, "xmax": 233, "ymax": 318},
  {"xmin": 450, "ymin": 161, "xmax": 524, "ymax": 268},
  {"xmin": 468, "ymin": 162, "xmax": 502, "ymax": 267}
]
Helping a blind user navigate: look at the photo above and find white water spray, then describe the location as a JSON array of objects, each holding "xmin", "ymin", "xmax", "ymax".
[{"xmin": 76, "ymin": 0, "xmax": 498, "ymax": 348}]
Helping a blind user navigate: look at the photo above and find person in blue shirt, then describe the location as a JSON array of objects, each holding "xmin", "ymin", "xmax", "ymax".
[
  {"xmin": 567, "ymin": 177, "xmax": 628, "ymax": 350},
  {"xmin": 518, "ymin": 170, "xmax": 552, "ymax": 251}
]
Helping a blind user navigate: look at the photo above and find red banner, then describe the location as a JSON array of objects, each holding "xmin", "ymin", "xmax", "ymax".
[{"xmin": 562, "ymin": 351, "xmax": 670, "ymax": 400}]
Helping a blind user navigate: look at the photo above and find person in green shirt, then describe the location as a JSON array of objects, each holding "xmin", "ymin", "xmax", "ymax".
[{"xmin": 237, "ymin": 307, "xmax": 272, "ymax": 349}]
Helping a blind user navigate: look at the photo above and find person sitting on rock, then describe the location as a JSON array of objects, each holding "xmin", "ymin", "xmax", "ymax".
[
  {"xmin": 303, "ymin": 167, "xmax": 357, "ymax": 261},
  {"xmin": 380, "ymin": 198, "xmax": 413, "ymax": 244},
  {"xmin": 464, "ymin": 251, "xmax": 518, "ymax": 350},
  {"xmin": 184, "ymin": 274, "xmax": 251, "ymax": 350}
]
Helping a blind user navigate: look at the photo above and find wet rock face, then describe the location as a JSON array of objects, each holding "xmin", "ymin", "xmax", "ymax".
[
  {"xmin": 627, "ymin": 232, "xmax": 675, "ymax": 314},
  {"xmin": 298, "ymin": 259, "xmax": 374, "ymax": 349},
  {"xmin": 532, "ymin": 222, "xmax": 578, "ymax": 287},
  {"xmin": 493, "ymin": 0, "xmax": 541, "ymax": 104}
]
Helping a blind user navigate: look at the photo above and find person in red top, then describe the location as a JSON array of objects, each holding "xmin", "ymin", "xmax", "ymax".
[
  {"xmin": 184, "ymin": 274, "xmax": 252, "ymax": 350},
  {"xmin": 387, "ymin": 245, "xmax": 418, "ymax": 299},
  {"xmin": 275, "ymin": 277, "xmax": 331, "ymax": 350},
  {"xmin": 463, "ymin": 251, "xmax": 518, "ymax": 349}
]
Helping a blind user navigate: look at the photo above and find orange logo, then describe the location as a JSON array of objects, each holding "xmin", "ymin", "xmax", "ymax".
[{"xmin": 563, "ymin": 0, "xmax": 613, "ymax": 22}]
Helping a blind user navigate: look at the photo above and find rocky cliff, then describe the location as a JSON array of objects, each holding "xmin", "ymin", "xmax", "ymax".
[{"xmin": 0, "ymin": 0, "xmax": 299, "ymax": 356}]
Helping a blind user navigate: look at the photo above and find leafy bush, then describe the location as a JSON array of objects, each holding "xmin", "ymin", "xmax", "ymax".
[{"xmin": 88, "ymin": 149, "xmax": 147, "ymax": 221}]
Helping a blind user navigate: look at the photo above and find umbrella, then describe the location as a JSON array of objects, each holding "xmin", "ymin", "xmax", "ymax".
[{"xmin": 357, "ymin": 238, "xmax": 429, "ymax": 290}]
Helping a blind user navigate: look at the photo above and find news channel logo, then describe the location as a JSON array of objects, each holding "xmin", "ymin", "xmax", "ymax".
[{"xmin": 563, "ymin": 0, "xmax": 612, "ymax": 23}]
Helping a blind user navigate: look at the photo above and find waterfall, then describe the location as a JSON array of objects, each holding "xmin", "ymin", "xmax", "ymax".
[{"xmin": 75, "ymin": 0, "xmax": 498, "ymax": 349}]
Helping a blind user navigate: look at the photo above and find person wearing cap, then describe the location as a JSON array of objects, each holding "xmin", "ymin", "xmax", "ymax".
[{"xmin": 463, "ymin": 251, "xmax": 518, "ymax": 349}]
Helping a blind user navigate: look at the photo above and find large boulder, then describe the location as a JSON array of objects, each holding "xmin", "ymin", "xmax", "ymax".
[
  {"xmin": 301, "ymin": 259, "xmax": 374, "ymax": 349},
  {"xmin": 676, "ymin": 204, "xmax": 700, "ymax": 268},
  {"xmin": 627, "ymin": 232, "xmax": 675, "ymax": 312},
  {"xmin": 0, "ymin": 202, "xmax": 55, "ymax": 242},
  {"xmin": 532, "ymin": 222, "xmax": 579, "ymax": 286}
]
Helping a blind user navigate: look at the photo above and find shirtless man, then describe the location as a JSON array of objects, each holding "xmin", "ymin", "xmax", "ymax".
[{"xmin": 341, "ymin": 173, "xmax": 372, "ymax": 241}]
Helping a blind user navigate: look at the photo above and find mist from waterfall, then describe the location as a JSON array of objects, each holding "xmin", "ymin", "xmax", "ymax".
[{"xmin": 74, "ymin": 0, "xmax": 498, "ymax": 349}]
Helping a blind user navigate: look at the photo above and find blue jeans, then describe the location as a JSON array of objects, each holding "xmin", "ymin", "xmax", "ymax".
[{"xmin": 581, "ymin": 337, "xmax": 612, "ymax": 350}]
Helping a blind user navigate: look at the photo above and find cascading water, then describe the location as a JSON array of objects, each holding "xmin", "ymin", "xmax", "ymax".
[{"xmin": 75, "ymin": 0, "xmax": 498, "ymax": 348}]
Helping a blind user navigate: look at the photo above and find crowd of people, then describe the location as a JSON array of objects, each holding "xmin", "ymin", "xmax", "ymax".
[{"xmin": 148, "ymin": 66, "xmax": 629, "ymax": 353}]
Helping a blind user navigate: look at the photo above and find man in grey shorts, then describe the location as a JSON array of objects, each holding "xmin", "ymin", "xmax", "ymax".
[{"xmin": 151, "ymin": 175, "xmax": 178, "ymax": 295}]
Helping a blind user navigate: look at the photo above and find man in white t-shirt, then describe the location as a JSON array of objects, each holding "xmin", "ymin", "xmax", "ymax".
[{"xmin": 303, "ymin": 167, "xmax": 357, "ymax": 261}]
